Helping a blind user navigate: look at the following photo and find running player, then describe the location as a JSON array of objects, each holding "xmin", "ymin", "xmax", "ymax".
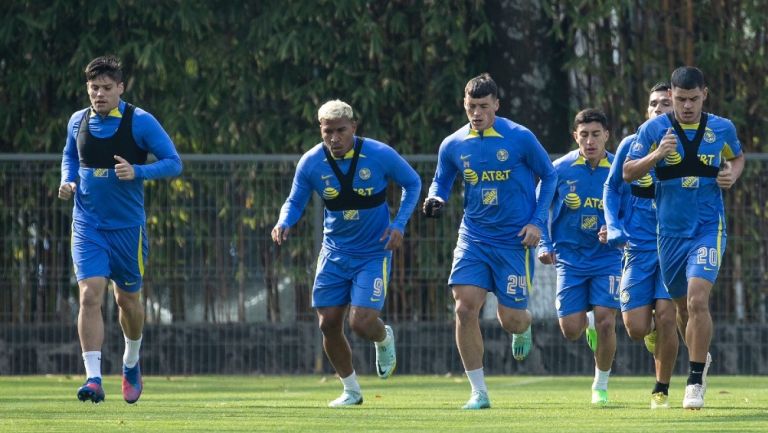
[
  {"xmin": 624, "ymin": 66, "xmax": 745, "ymax": 409},
  {"xmin": 602, "ymin": 82, "xmax": 679, "ymax": 408},
  {"xmin": 423, "ymin": 73, "xmax": 557, "ymax": 409},
  {"xmin": 58, "ymin": 55, "xmax": 183, "ymax": 404},
  {"xmin": 538, "ymin": 108, "xmax": 622, "ymax": 405},
  {"xmin": 272, "ymin": 99, "xmax": 421, "ymax": 407}
]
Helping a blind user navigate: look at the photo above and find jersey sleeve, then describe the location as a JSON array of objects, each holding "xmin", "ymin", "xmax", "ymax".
[
  {"xmin": 276, "ymin": 154, "xmax": 314, "ymax": 228},
  {"xmin": 60, "ymin": 112, "xmax": 81, "ymax": 184},
  {"xmin": 427, "ymin": 138, "xmax": 458, "ymax": 201},
  {"xmin": 603, "ymin": 139, "xmax": 631, "ymax": 247},
  {"xmin": 626, "ymin": 121, "xmax": 656, "ymax": 161},
  {"xmin": 721, "ymin": 119, "xmax": 743, "ymax": 160},
  {"xmin": 131, "ymin": 110, "xmax": 183, "ymax": 180},
  {"xmin": 383, "ymin": 148, "xmax": 422, "ymax": 233},
  {"xmin": 524, "ymin": 130, "xmax": 557, "ymax": 230}
]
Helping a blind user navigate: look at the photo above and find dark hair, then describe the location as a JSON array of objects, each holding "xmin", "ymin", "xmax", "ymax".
[
  {"xmin": 650, "ymin": 81, "xmax": 671, "ymax": 93},
  {"xmin": 464, "ymin": 73, "xmax": 498, "ymax": 99},
  {"xmin": 85, "ymin": 55, "xmax": 123, "ymax": 83},
  {"xmin": 573, "ymin": 108, "xmax": 608, "ymax": 130},
  {"xmin": 670, "ymin": 66, "xmax": 705, "ymax": 90}
]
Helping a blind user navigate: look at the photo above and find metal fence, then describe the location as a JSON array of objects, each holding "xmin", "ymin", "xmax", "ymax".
[{"xmin": 1, "ymin": 154, "xmax": 767, "ymax": 375}]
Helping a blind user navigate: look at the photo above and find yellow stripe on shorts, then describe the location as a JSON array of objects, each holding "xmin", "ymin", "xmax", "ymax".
[
  {"xmin": 138, "ymin": 225, "xmax": 145, "ymax": 277},
  {"xmin": 525, "ymin": 247, "xmax": 533, "ymax": 293},
  {"xmin": 382, "ymin": 256, "xmax": 388, "ymax": 298}
]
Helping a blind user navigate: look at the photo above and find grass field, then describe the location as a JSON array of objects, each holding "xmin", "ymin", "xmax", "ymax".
[{"xmin": 1, "ymin": 375, "xmax": 767, "ymax": 432}]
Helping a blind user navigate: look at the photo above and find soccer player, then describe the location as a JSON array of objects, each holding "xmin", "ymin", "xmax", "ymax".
[
  {"xmin": 58, "ymin": 55, "xmax": 183, "ymax": 404},
  {"xmin": 602, "ymin": 82, "xmax": 679, "ymax": 408},
  {"xmin": 423, "ymin": 73, "xmax": 557, "ymax": 409},
  {"xmin": 538, "ymin": 108, "xmax": 622, "ymax": 405},
  {"xmin": 272, "ymin": 100, "xmax": 421, "ymax": 407},
  {"xmin": 624, "ymin": 66, "xmax": 745, "ymax": 409}
]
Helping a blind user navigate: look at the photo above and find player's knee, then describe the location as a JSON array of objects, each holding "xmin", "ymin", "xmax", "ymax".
[
  {"xmin": 318, "ymin": 315, "xmax": 344, "ymax": 335},
  {"xmin": 115, "ymin": 293, "xmax": 141, "ymax": 312},
  {"xmin": 454, "ymin": 301, "xmax": 481, "ymax": 324},
  {"xmin": 560, "ymin": 324, "xmax": 582, "ymax": 341},
  {"xmin": 595, "ymin": 315, "xmax": 616, "ymax": 336},
  {"xmin": 79, "ymin": 287, "xmax": 102, "ymax": 309},
  {"xmin": 686, "ymin": 295, "xmax": 709, "ymax": 316}
]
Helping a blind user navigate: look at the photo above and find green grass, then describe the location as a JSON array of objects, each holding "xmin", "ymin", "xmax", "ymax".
[{"xmin": 1, "ymin": 375, "xmax": 767, "ymax": 432}]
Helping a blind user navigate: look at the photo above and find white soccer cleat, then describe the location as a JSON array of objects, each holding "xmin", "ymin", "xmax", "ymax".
[
  {"xmin": 328, "ymin": 390, "xmax": 363, "ymax": 408},
  {"xmin": 375, "ymin": 325, "xmax": 397, "ymax": 379},
  {"xmin": 682, "ymin": 384, "xmax": 705, "ymax": 410}
]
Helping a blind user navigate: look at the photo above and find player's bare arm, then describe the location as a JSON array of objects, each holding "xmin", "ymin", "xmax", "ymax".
[{"xmin": 623, "ymin": 129, "xmax": 676, "ymax": 182}]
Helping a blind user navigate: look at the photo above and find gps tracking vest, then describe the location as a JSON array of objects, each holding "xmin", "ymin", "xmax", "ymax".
[
  {"xmin": 654, "ymin": 112, "xmax": 719, "ymax": 181},
  {"xmin": 321, "ymin": 137, "xmax": 387, "ymax": 211},
  {"xmin": 76, "ymin": 103, "xmax": 148, "ymax": 168}
]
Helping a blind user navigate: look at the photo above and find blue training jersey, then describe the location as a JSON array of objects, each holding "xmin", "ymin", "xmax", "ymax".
[
  {"xmin": 540, "ymin": 150, "xmax": 622, "ymax": 274},
  {"xmin": 603, "ymin": 134, "xmax": 657, "ymax": 251},
  {"xmin": 276, "ymin": 137, "xmax": 421, "ymax": 257},
  {"xmin": 627, "ymin": 113, "xmax": 743, "ymax": 238},
  {"xmin": 60, "ymin": 100, "xmax": 183, "ymax": 229},
  {"xmin": 427, "ymin": 117, "xmax": 556, "ymax": 249}
]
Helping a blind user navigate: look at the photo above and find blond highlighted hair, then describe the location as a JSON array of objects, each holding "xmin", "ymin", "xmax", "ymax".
[{"xmin": 317, "ymin": 100, "xmax": 354, "ymax": 122}]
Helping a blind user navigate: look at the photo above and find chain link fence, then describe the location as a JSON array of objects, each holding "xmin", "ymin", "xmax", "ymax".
[{"xmin": 1, "ymin": 154, "xmax": 767, "ymax": 375}]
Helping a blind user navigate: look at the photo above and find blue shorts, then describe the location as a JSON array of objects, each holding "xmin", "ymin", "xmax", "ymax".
[
  {"xmin": 555, "ymin": 266, "xmax": 621, "ymax": 317},
  {"xmin": 619, "ymin": 249, "xmax": 670, "ymax": 312},
  {"xmin": 313, "ymin": 248, "xmax": 392, "ymax": 310},
  {"xmin": 658, "ymin": 231, "xmax": 726, "ymax": 298},
  {"xmin": 71, "ymin": 222, "xmax": 148, "ymax": 292},
  {"xmin": 448, "ymin": 237, "xmax": 534, "ymax": 309}
]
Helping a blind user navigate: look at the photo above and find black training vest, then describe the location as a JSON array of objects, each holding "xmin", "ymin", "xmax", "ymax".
[
  {"xmin": 630, "ymin": 183, "xmax": 655, "ymax": 199},
  {"xmin": 76, "ymin": 104, "xmax": 147, "ymax": 168},
  {"xmin": 654, "ymin": 112, "xmax": 719, "ymax": 181},
  {"xmin": 321, "ymin": 137, "xmax": 387, "ymax": 211}
]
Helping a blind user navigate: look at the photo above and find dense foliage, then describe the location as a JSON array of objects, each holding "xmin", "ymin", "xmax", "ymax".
[{"xmin": 1, "ymin": 1, "xmax": 766, "ymax": 324}]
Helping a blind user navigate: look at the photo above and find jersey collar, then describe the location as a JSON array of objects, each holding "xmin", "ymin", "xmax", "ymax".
[
  {"xmin": 464, "ymin": 126, "xmax": 504, "ymax": 140},
  {"xmin": 572, "ymin": 154, "xmax": 611, "ymax": 168},
  {"xmin": 90, "ymin": 100, "xmax": 124, "ymax": 119}
]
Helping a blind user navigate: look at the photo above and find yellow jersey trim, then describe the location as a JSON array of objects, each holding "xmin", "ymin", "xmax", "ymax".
[
  {"xmin": 465, "ymin": 126, "xmax": 504, "ymax": 140},
  {"xmin": 572, "ymin": 154, "xmax": 611, "ymax": 168},
  {"xmin": 90, "ymin": 106, "xmax": 122, "ymax": 118}
]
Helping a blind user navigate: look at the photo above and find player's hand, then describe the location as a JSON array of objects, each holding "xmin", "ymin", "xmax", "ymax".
[
  {"xmin": 114, "ymin": 155, "xmax": 135, "ymax": 180},
  {"xmin": 380, "ymin": 227, "xmax": 403, "ymax": 250},
  {"xmin": 58, "ymin": 182, "xmax": 77, "ymax": 200},
  {"xmin": 717, "ymin": 160, "xmax": 736, "ymax": 189},
  {"xmin": 538, "ymin": 250, "xmax": 556, "ymax": 265},
  {"xmin": 271, "ymin": 225, "xmax": 290, "ymax": 245},
  {"xmin": 423, "ymin": 196, "xmax": 444, "ymax": 218},
  {"xmin": 654, "ymin": 128, "xmax": 677, "ymax": 162},
  {"xmin": 598, "ymin": 225, "xmax": 608, "ymax": 244},
  {"xmin": 517, "ymin": 224, "xmax": 541, "ymax": 247}
]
